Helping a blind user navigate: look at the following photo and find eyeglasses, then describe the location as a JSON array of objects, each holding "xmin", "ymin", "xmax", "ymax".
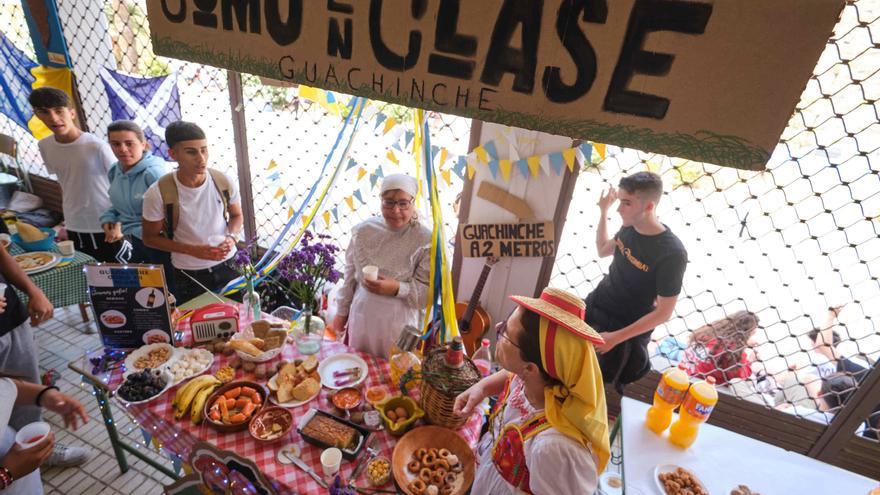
[
  {"xmin": 496, "ymin": 318, "xmax": 520, "ymax": 350},
  {"xmin": 381, "ymin": 199, "xmax": 413, "ymax": 210}
]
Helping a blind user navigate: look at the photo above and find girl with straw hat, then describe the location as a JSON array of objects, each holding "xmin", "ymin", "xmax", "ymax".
[{"xmin": 454, "ymin": 287, "xmax": 610, "ymax": 494}]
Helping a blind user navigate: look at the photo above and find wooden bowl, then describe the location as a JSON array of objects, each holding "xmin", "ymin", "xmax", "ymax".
[
  {"xmin": 248, "ymin": 406, "xmax": 293, "ymax": 444},
  {"xmin": 203, "ymin": 380, "xmax": 267, "ymax": 432},
  {"xmin": 392, "ymin": 426, "xmax": 475, "ymax": 495}
]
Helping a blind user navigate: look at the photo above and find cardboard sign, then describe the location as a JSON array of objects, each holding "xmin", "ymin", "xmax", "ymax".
[
  {"xmin": 146, "ymin": 0, "xmax": 842, "ymax": 170},
  {"xmin": 164, "ymin": 441, "xmax": 277, "ymax": 495},
  {"xmin": 461, "ymin": 221, "xmax": 555, "ymax": 258},
  {"xmin": 86, "ymin": 264, "xmax": 173, "ymax": 349}
]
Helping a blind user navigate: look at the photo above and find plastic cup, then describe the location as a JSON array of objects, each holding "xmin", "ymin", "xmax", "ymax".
[
  {"xmin": 320, "ymin": 447, "xmax": 342, "ymax": 476},
  {"xmin": 15, "ymin": 421, "xmax": 50, "ymax": 449},
  {"xmin": 207, "ymin": 235, "xmax": 227, "ymax": 247},
  {"xmin": 57, "ymin": 240, "xmax": 75, "ymax": 256},
  {"xmin": 362, "ymin": 265, "xmax": 379, "ymax": 281},
  {"xmin": 0, "ymin": 283, "xmax": 7, "ymax": 297}
]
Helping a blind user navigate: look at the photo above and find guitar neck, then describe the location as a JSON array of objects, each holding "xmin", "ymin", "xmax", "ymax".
[{"xmin": 462, "ymin": 263, "xmax": 492, "ymax": 322}]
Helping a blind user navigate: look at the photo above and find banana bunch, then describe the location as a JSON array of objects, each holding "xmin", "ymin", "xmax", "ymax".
[{"xmin": 172, "ymin": 375, "xmax": 220, "ymax": 424}]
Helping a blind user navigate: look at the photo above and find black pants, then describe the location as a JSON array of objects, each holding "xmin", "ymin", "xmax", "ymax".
[
  {"xmin": 128, "ymin": 235, "xmax": 175, "ymax": 296},
  {"xmin": 174, "ymin": 259, "xmax": 239, "ymax": 306},
  {"xmin": 68, "ymin": 231, "xmax": 123, "ymax": 263},
  {"xmin": 584, "ymin": 293, "xmax": 653, "ymax": 389}
]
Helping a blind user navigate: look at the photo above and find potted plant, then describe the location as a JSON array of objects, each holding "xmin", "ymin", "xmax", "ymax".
[{"xmin": 277, "ymin": 231, "xmax": 341, "ymax": 354}]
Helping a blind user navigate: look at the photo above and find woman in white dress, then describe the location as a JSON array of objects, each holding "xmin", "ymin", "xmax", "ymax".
[
  {"xmin": 332, "ymin": 174, "xmax": 432, "ymax": 358},
  {"xmin": 455, "ymin": 288, "xmax": 610, "ymax": 494}
]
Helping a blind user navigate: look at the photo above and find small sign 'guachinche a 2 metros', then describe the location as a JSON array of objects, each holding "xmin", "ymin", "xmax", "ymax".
[
  {"xmin": 460, "ymin": 221, "xmax": 555, "ymax": 258},
  {"xmin": 146, "ymin": 0, "xmax": 843, "ymax": 170}
]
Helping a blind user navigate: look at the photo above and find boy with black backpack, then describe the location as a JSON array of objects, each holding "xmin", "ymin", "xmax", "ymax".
[{"xmin": 141, "ymin": 121, "xmax": 243, "ymax": 304}]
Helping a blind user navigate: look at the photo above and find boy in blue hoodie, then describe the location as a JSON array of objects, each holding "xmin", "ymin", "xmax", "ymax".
[{"xmin": 100, "ymin": 121, "xmax": 171, "ymax": 280}]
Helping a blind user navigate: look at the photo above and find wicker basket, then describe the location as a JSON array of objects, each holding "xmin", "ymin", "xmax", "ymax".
[{"xmin": 419, "ymin": 347, "xmax": 481, "ymax": 428}]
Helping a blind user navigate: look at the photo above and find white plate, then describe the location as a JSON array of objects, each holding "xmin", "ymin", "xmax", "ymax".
[
  {"xmin": 123, "ymin": 343, "xmax": 177, "ymax": 377},
  {"xmin": 168, "ymin": 348, "xmax": 215, "ymax": 384},
  {"xmin": 317, "ymin": 353, "xmax": 368, "ymax": 390},
  {"xmin": 267, "ymin": 372, "xmax": 321, "ymax": 407},
  {"xmin": 14, "ymin": 251, "xmax": 60, "ymax": 274},
  {"xmin": 99, "ymin": 309, "xmax": 127, "ymax": 329},
  {"xmin": 115, "ymin": 369, "xmax": 175, "ymax": 405},
  {"xmin": 653, "ymin": 464, "xmax": 707, "ymax": 495}
]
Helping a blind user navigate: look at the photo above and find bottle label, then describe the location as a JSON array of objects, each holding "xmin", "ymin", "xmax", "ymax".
[
  {"xmin": 681, "ymin": 393, "xmax": 715, "ymax": 421},
  {"xmin": 656, "ymin": 379, "xmax": 687, "ymax": 406}
]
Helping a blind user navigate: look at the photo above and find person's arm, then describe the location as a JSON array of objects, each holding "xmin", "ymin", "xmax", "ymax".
[
  {"xmin": 142, "ymin": 219, "xmax": 228, "ymax": 260},
  {"xmin": 595, "ymin": 295, "xmax": 678, "ymax": 354},
  {"xmin": 596, "ymin": 186, "xmax": 617, "ymax": 258},
  {"xmin": 333, "ymin": 234, "xmax": 359, "ymax": 327},
  {"xmin": 221, "ymin": 202, "xmax": 243, "ymax": 251},
  {"xmin": 0, "ymin": 247, "xmax": 53, "ymax": 325},
  {"xmin": 454, "ymin": 370, "xmax": 510, "ymax": 417},
  {"xmin": 817, "ymin": 305, "xmax": 845, "ymax": 361},
  {"xmin": 363, "ymin": 236, "xmax": 432, "ymax": 310}
]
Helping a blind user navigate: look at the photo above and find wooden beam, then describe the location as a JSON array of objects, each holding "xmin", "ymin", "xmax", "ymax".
[
  {"xmin": 451, "ymin": 119, "xmax": 482, "ymax": 295},
  {"xmin": 226, "ymin": 71, "xmax": 258, "ymax": 242},
  {"xmin": 809, "ymin": 359, "xmax": 880, "ymax": 459}
]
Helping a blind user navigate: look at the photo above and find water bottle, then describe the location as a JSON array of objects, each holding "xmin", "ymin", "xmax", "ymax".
[{"xmin": 471, "ymin": 339, "xmax": 492, "ymax": 377}]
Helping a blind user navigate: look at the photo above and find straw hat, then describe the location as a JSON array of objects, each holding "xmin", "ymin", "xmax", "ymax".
[{"xmin": 510, "ymin": 288, "xmax": 604, "ymax": 345}]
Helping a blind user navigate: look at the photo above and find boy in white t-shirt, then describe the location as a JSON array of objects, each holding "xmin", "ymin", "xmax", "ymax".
[
  {"xmin": 141, "ymin": 121, "xmax": 243, "ymax": 304},
  {"xmin": 28, "ymin": 88, "xmax": 121, "ymax": 262}
]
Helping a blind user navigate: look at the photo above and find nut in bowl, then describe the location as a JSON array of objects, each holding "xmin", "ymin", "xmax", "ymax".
[
  {"xmin": 366, "ymin": 456, "xmax": 392, "ymax": 487},
  {"xmin": 377, "ymin": 395, "xmax": 424, "ymax": 436},
  {"xmin": 248, "ymin": 407, "xmax": 293, "ymax": 443}
]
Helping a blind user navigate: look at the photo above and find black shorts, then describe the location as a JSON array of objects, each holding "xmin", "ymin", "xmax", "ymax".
[{"xmin": 584, "ymin": 293, "xmax": 653, "ymax": 388}]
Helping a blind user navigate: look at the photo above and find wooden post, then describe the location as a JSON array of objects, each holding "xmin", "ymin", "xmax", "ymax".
[{"xmin": 226, "ymin": 71, "xmax": 257, "ymax": 242}]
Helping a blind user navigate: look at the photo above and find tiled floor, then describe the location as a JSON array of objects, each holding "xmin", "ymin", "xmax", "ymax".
[{"xmin": 34, "ymin": 306, "xmax": 174, "ymax": 494}]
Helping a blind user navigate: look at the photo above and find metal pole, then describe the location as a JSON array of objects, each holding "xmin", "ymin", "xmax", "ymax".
[{"xmin": 226, "ymin": 71, "xmax": 258, "ymax": 242}]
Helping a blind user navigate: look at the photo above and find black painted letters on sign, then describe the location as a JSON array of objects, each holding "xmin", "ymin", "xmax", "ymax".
[
  {"xmin": 265, "ymin": 0, "xmax": 304, "ymax": 46},
  {"xmin": 542, "ymin": 0, "xmax": 607, "ymax": 103},
  {"xmin": 428, "ymin": 0, "xmax": 478, "ymax": 80},
  {"xmin": 369, "ymin": 0, "xmax": 427, "ymax": 71},
  {"xmin": 480, "ymin": 0, "xmax": 543, "ymax": 94}
]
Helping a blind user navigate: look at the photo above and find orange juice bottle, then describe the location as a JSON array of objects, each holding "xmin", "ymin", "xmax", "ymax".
[
  {"xmin": 668, "ymin": 376, "xmax": 718, "ymax": 448},
  {"xmin": 645, "ymin": 363, "xmax": 690, "ymax": 434}
]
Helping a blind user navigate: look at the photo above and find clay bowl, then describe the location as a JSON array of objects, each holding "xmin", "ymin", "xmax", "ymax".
[
  {"xmin": 392, "ymin": 426, "xmax": 475, "ymax": 495},
  {"xmin": 248, "ymin": 406, "xmax": 293, "ymax": 444},
  {"xmin": 203, "ymin": 380, "xmax": 267, "ymax": 433}
]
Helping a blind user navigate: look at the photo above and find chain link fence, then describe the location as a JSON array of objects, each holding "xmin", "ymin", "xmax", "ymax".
[{"xmin": 1, "ymin": 0, "xmax": 877, "ymax": 448}]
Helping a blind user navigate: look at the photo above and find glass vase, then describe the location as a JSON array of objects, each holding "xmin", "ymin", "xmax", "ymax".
[
  {"xmin": 242, "ymin": 277, "xmax": 262, "ymax": 324},
  {"xmin": 292, "ymin": 310, "xmax": 324, "ymax": 355}
]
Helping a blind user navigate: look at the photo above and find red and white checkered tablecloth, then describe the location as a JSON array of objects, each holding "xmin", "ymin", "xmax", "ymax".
[{"xmin": 103, "ymin": 310, "xmax": 484, "ymax": 494}]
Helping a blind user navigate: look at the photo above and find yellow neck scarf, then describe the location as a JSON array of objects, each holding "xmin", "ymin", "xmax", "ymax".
[{"xmin": 538, "ymin": 317, "xmax": 610, "ymax": 472}]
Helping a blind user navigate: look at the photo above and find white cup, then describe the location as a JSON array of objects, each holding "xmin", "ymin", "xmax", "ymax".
[
  {"xmin": 207, "ymin": 234, "xmax": 227, "ymax": 247},
  {"xmin": 320, "ymin": 447, "xmax": 342, "ymax": 476},
  {"xmin": 15, "ymin": 421, "xmax": 51, "ymax": 449},
  {"xmin": 0, "ymin": 283, "xmax": 7, "ymax": 297},
  {"xmin": 57, "ymin": 240, "xmax": 75, "ymax": 256},
  {"xmin": 362, "ymin": 265, "xmax": 379, "ymax": 281}
]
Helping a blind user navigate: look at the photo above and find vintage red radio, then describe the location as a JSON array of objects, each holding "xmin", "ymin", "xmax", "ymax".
[{"xmin": 189, "ymin": 303, "xmax": 239, "ymax": 343}]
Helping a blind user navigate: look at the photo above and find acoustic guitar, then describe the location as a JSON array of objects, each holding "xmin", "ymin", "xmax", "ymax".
[{"xmin": 456, "ymin": 256, "xmax": 498, "ymax": 356}]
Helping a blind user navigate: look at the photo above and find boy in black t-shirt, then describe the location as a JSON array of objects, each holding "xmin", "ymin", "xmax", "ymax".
[{"xmin": 585, "ymin": 172, "xmax": 687, "ymax": 390}]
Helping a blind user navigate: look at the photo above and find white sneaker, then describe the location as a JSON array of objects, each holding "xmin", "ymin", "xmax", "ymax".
[{"xmin": 44, "ymin": 443, "xmax": 91, "ymax": 467}]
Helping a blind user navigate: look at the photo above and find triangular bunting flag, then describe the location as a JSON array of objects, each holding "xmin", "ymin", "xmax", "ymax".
[
  {"xmin": 376, "ymin": 165, "xmax": 384, "ymax": 178},
  {"xmin": 353, "ymin": 189, "xmax": 364, "ymax": 204},
  {"xmin": 550, "ymin": 152, "xmax": 564, "ymax": 175},
  {"xmin": 499, "ymin": 159, "xmax": 513, "ymax": 181},
  {"xmin": 266, "ymin": 171, "xmax": 281, "ymax": 182},
  {"xmin": 386, "ymin": 150, "xmax": 399, "ymax": 165},
  {"xmin": 323, "ymin": 210, "xmax": 331, "ymax": 227},
  {"xmin": 562, "ymin": 148, "xmax": 576, "ymax": 171},
  {"xmin": 298, "ymin": 85, "xmax": 320, "ymax": 102},
  {"xmin": 595, "ymin": 142, "xmax": 606, "ymax": 160},
  {"xmin": 267, "ymin": 159, "xmax": 278, "ymax": 170},
  {"xmin": 467, "ymin": 162, "xmax": 477, "ymax": 179},
  {"xmin": 405, "ymin": 130, "xmax": 414, "ymax": 148},
  {"xmin": 484, "ymin": 141, "xmax": 499, "ymax": 160},
  {"xmin": 439, "ymin": 148, "xmax": 449, "ymax": 167},
  {"xmin": 539, "ymin": 155, "xmax": 551, "ymax": 176},
  {"xmin": 474, "ymin": 146, "xmax": 488, "ymax": 164},
  {"xmin": 527, "ymin": 156, "xmax": 541, "ymax": 177},
  {"xmin": 516, "ymin": 159, "xmax": 530, "ymax": 179},
  {"xmin": 383, "ymin": 118, "xmax": 397, "ymax": 135},
  {"xmin": 370, "ymin": 173, "xmax": 380, "ymax": 188},
  {"xmin": 357, "ymin": 167, "xmax": 367, "ymax": 181},
  {"xmin": 488, "ymin": 160, "xmax": 500, "ymax": 179},
  {"xmin": 344, "ymin": 196, "xmax": 355, "ymax": 210},
  {"xmin": 441, "ymin": 169, "xmax": 452, "ymax": 186},
  {"xmin": 374, "ymin": 113, "xmax": 387, "ymax": 130},
  {"xmin": 274, "ymin": 187, "xmax": 285, "ymax": 200},
  {"xmin": 431, "ymin": 145, "xmax": 440, "ymax": 159},
  {"xmin": 346, "ymin": 158, "xmax": 357, "ymax": 171},
  {"xmin": 280, "ymin": 194, "xmax": 287, "ymax": 205},
  {"xmin": 331, "ymin": 207, "xmax": 339, "ymax": 222},
  {"xmin": 288, "ymin": 206, "xmax": 294, "ymax": 219},
  {"xmin": 578, "ymin": 143, "xmax": 593, "ymax": 166},
  {"xmin": 454, "ymin": 156, "xmax": 467, "ymax": 177}
]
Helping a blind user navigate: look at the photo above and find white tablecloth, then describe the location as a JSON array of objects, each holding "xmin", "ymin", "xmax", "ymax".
[{"xmin": 621, "ymin": 397, "xmax": 878, "ymax": 494}]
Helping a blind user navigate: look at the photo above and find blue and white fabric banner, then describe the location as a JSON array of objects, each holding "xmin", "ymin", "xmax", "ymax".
[
  {"xmin": 100, "ymin": 68, "xmax": 180, "ymax": 160},
  {"xmin": 0, "ymin": 33, "xmax": 37, "ymax": 131}
]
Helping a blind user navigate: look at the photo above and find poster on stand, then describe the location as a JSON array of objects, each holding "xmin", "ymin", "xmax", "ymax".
[{"xmin": 86, "ymin": 263, "xmax": 173, "ymax": 349}]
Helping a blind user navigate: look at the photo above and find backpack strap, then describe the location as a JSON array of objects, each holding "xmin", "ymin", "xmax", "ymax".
[
  {"xmin": 157, "ymin": 173, "xmax": 179, "ymax": 240},
  {"xmin": 207, "ymin": 169, "xmax": 231, "ymax": 223}
]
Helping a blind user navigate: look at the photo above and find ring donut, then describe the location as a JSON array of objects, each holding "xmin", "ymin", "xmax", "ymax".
[
  {"xmin": 428, "ymin": 447, "xmax": 439, "ymax": 458},
  {"xmin": 431, "ymin": 472, "xmax": 444, "ymax": 485},
  {"xmin": 438, "ymin": 448, "xmax": 451, "ymax": 458},
  {"xmin": 444, "ymin": 473, "xmax": 457, "ymax": 486},
  {"xmin": 419, "ymin": 467, "xmax": 433, "ymax": 483},
  {"xmin": 451, "ymin": 463, "xmax": 463, "ymax": 473},
  {"xmin": 435, "ymin": 459, "xmax": 450, "ymax": 471},
  {"xmin": 408, "ymin": 460, "xmax": 421, "ymax": 473},
  {"xmin": 440, "ymin": 486, "xmax": 454, "ymax": 495},
  {"xmin": 422, "ymin": 453, "xmax": 437, "ymax": 467},
  {"xmin": 435, "ymin": 468, "xmax": 447, "ymax": 479},
  {"xmin": 415, "ymin": 448, "xmax": 428, "ymax": 459},
  {"xmin": 409, "ymin": 479, "xmax": 426, "ymax": 495}
]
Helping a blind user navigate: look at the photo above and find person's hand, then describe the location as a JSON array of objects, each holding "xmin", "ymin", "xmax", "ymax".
[
  {"xmin": 0, "ymin": 295, "xmax": 6, "ymax": 315},
  {"xmin": 40, "ymin": 389, "xmax": 89, "ymax": 430},
  {"xmin": 102, "ymin": 223, "xmax": 123, "ymax": 243},
  {"xmin": 829, "ymin": 304, "xmax": 846, "ymax": 319},
  {"xmin": 595, "ymin": 330, "xmax": 624, "ymax": 354},
  {"xmin": 221, "ymin": 236, "xmax": 236, "ymax": 253},
  {"xmin": 454, "ymin": 382, "xmax": 486, "ymax": 417},
  {"xmin": 597, "ymin": 186, "xmax": 618, "ymax": 213},
  {"xmin": 331, "ymin": 315, "xmax": 348, "ymax": 338},
  {"xmin": 27, "ymin": 292, "xmax": 53, "ymax": 326},
  {"xmin": 187, "ymin": 244, "xmax": 230, "ymax": 261},
  {"xmin": 363, "ymin": 276, "xmax": 400, "ymax": 297},
  {"xmin": 1, "ymin": 432, "xmax": 55, "ymax": 480}
]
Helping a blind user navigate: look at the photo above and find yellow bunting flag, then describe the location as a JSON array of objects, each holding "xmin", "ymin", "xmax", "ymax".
[
  {"xmin": 298, "ymin": 85, "xmax": 320, "ymax": 102},
  {"xmin": 595, "ymin": 143, "xmax": 606, "ymax": 160},
  {"xmin": 344, "ymin": 196, "xmax": 355, "ymax": 210},
  {"xmin": 499, "ymin": 159, "xmax": 512, "ymax": 181},
  {"xmin": 439, "ymin": 148, "xmax": 449, "ymax": 167},
  {"xmin": 387, "ymin": 150, "xmax": 399, "ymax": 165},
  {"xmin": 357, "ymin": 167, "xmax": 367, "ymax": 181},
  {"xmin": 562, "ymin": 148, "xmax": 576, "ymax": 171},
  {"xmin": 474, "ymin": 146, "xmax": 488, "ymax": 164},
  {"xmin": 467, "ymin": 162, "xmax": 477, "ymax": 179},
  {"xmin": 287, "ymin": 206, "xmax": 294, "ymax": 219},
  {"xmin": 527, "ymin": 156, "xmax": 541, "ymax": 177},
  {"xmin": 383, "ymin": 118, "xmax": 397, "ymax": 135},
  {"xmin": 441, "ymin": 169, "xmax": 452, "ymax": 186},
  {"xmin": 267, "ymin": 159, "xmax": 278, "ymax": 170},
  {"xmin": 273, "ymin": 187, "xmax": 285, "ymax": 200},
  {"xmin": 322, "ymin": 210, "xmax": 331, "ymax": 227}
]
